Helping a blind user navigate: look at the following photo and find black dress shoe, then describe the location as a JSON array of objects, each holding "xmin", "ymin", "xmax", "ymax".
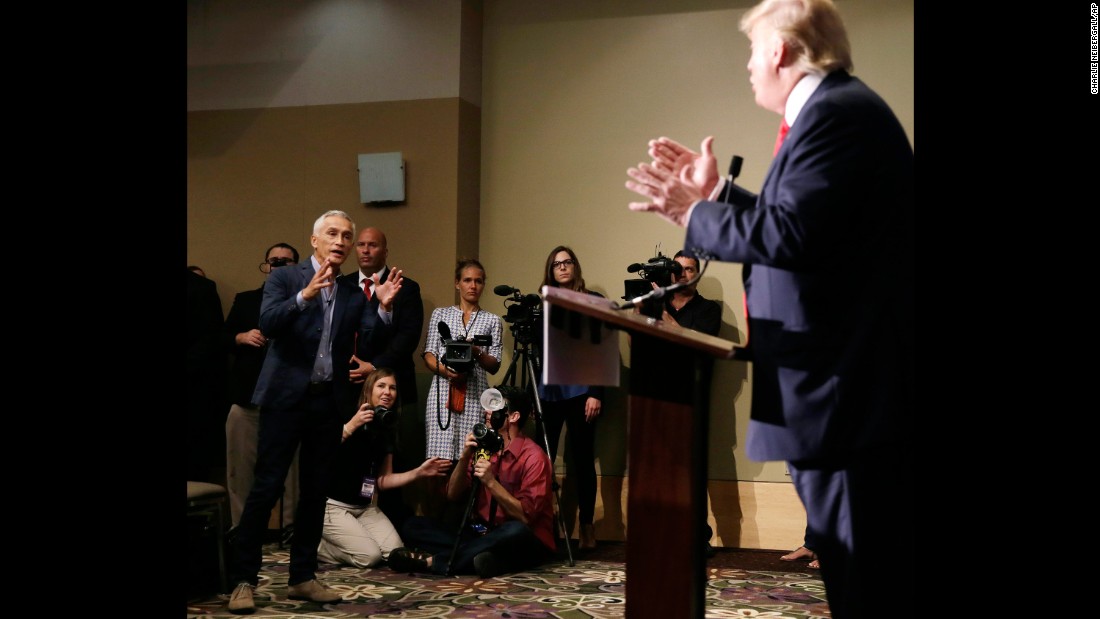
[
  {"xmin": 388, "ymin": 547, "xmax": 431, "ymax": 573},
  {"xmin": 473, "ymin": 551, "xmax": 500, "ymax": 578}
]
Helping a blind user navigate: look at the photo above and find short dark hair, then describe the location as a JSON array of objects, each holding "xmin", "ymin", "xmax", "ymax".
[
  {"xmin": 266, "ymin": 242, "xmax": 300, "ymax": 263},
  {"xmin": 673, "ymin": 250, "xmax": 700, "ymax": 271},
  {"xmin": 497, "ymin": 385, "xmax": 532, "ymax": 427}
]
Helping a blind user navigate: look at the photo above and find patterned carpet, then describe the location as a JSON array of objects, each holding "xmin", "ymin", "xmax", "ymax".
[{"xmin": 187, "ymin": 543, "xmax": 830, "ymax": 618}]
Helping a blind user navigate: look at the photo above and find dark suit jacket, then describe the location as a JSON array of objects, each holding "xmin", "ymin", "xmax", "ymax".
[
  {"xmin": 340, "ymin": 268, "xmax": 424, "ymax": 409},
  {"xmin": 223, "ymin": 285, "xmax": 266, "ymax": 407},
  {"xmin": 253, "ymin": 260, "xmax": 385, "ymax": 416},
  {"xmin": 685, "ymin": 71, "xmax": 914, "ymax": 464}
]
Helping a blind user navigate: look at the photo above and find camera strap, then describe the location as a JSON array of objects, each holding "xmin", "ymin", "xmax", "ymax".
[{"xmin": 448, "ymin": 378, "xmax": 467, "ymax": 413}]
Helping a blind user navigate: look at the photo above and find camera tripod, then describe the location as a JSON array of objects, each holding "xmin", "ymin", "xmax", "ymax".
[
  {"xmin": 499, "ymin": 331, "xmax": 576, "ymax": 567},
  {"xmin": 446, "ymin": 446, "xmax": 493, "ymax": 576}
]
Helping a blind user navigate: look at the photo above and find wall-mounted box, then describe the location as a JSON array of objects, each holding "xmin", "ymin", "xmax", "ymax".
[{"xmin": 358, "ymin": 152, "xmax": 405, "ymax": 203}]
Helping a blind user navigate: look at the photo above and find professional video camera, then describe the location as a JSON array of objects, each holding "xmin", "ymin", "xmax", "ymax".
[
  {"xmin": 493, "ymin": 285, "xmax": 542, "ymax": 345},
  {"xmin": 627, "ymin": 251, "xmax": 683, "ymax": 287},
  {"xmin": 436, "ymin": 320, "xmax": 492, "ymax": 374},
  {"xmin": 623, "ymin": 249, "xmax": 684, "ymax": 319}
]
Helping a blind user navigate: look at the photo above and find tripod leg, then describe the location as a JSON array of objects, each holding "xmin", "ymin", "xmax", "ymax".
[
  {"xmin": 525, "ymin": 349, "xmax": 575, "ymax": 567},
  {"xmin": 446, "ymin": 477, "xmax": 481, "ymax": 577}
]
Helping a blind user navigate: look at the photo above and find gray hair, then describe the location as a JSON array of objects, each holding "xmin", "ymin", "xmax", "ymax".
[{"xmin": 312, "ymin": 210, "xmax": 356, "ymax": 237}]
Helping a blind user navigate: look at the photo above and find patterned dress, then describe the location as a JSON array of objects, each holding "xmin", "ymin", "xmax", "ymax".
[{"xmin": 423, "ymin": 306, "xmax": 504, "ymax": 460}]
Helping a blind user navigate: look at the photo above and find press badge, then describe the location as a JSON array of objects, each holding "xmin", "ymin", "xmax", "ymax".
[{"xmin": 360, "ymin": 476, "xmax": 377, "ymax": 500}]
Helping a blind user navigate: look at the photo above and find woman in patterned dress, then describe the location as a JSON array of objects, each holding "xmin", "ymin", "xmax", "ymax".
[{"xmin": 421, "ymin": 258, "xmax": 504, "ymax": 462}]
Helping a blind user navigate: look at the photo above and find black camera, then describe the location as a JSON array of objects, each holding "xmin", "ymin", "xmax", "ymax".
[
  {"xmin": 269, "ymin": 256, "xmax": 293, "ymax": 268},
  {"xmin": 624, "ymin": 250, "xmax": 683, "ymax": 319},
  {"xmin": 472, "ymin": 422, "xmax": 504, "ymax": 456},
  {"xmin": 626, "ymin": 251, "xmax": 683, "ymax": 288},
  {"xmin": 437, "ymin": 320, "xmax": 491, "ymax": 374},
  {"xmin": 370, "ymin": 405, "xmax": 398, "ymax": 430},
  {"xmin": 494, "ymin": 285, "xmax": 542, "ymax": 345}
]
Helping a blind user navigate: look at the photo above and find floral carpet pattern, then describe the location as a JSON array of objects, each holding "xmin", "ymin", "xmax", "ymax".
[{"xmin": 187, "ymin": 544, "xmax": 830, "ymax": 618}]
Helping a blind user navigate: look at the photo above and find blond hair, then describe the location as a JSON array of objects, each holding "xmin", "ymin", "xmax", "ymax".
[{"xmin": 740, "ymin": 0, "xmax": 852, "ymax": 75}]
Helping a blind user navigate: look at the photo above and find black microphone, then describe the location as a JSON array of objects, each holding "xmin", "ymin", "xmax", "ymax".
[
  {"xmin": 438, "ymin": 320, "xmax": 453, "ymax": 341},
  {"xmin": 720, "ymin": 155, "xmax": 743, "ymax": 204},
  {"xmin": 728, "ymin": 155, "xmax": 743, "ymax": 181},
  {"xmin": 493, "ymin": 284, "xmax": 517, "ymax": 296},
  {"xmin": 626, "ymin": 263, "xmax": 646, "ymax": 273}
]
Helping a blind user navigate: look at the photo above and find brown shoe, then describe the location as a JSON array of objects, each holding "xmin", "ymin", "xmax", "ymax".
[
  {"xmin": 227, "ymin": 582, "xmax": 256, "ymax": 614},
  {"xmin": 287, "ymin": 579, "xmax": 341, "ymax": 603}
]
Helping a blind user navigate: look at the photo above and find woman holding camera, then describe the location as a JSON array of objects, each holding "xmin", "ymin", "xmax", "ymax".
[
  {"xmin": 317, "ymin": 368, "xmax": 453, "ymax": 568},
  {"xmin": 422, "ymin": 258, "xmax": 505, "ymax": 463},
  {"xmin": 536, "ymin": 246, "xmax": 605, "ymax": 550}
]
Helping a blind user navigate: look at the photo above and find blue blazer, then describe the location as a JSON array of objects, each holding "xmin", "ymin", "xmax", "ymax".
[
  {"xmin": 685, "ymin": 71, "xmax": 914, "ymax": 464},
  {"xmin": 252, "ymin": 260, "xmax": 385, "ymax": 415}
]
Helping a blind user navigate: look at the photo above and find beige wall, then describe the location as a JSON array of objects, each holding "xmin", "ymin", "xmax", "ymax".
[
  {"xmin": 479, "ymin": 0, "xmax": 913, "ymax": 485},
  {"xmin": 187, "ymin": 0, "xmax": 913, "ymax": 548}
]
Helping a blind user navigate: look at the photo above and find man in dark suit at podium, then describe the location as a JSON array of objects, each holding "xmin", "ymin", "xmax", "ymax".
[{"xmin": 625, "ymin": 1, "xmax": 913, "ymax": 617}]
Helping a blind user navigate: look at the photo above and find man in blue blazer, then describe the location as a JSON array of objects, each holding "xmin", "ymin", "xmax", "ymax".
[
  {"xmin": 228, "ymin": 210, "xmax": 403, "ymax": 614},
  {"xmin": 626, "ymin": 1, "xmax": 913, "ymax": 617}
]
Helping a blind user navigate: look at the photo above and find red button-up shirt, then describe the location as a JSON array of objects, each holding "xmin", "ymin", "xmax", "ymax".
[{"xmin": 469, "ymin": 433, "xmax": 556, "ymax": 551}]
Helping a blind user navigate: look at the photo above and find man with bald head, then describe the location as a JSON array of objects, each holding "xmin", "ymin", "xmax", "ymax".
[{"xmin": 344, "ymin": 227, "xmax": 425, "ymax": 531}]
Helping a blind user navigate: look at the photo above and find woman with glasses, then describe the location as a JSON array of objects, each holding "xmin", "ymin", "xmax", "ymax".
[{"xmin": 535, "ymin": 246, "xmax": 605, "ymax": 550}]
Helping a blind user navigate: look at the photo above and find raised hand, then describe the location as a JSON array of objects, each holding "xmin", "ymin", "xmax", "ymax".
[
  {"xmin": 303, "ymin": 258, "xmax": 336, "ymax": 301},
  {"xmin": 373, "ymin": 267, "xmax": 404, "ymax": 310},
  {"xmin": 625, "ymin": 159, "xmax": 706, "ymax": 227},
  {"xmin": 649, "ymin": 136, "xmax": 720, "ymax": 197}
]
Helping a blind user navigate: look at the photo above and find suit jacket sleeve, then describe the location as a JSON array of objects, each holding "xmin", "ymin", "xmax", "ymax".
[
  {"xmin": 222, "ymin": 290, "xmax": 256, "ymax": 353},
  {"xmin": 686, "ymin": 93, "xmax": 873, "ymax": 270},
  {"xmin": 369, "ymin": 279, "xmax": 424, "ymax": 370}
]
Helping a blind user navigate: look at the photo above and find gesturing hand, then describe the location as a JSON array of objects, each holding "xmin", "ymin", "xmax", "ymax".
[
  {"xmin": 649, "ymin": 136, "xmax": 720, "ymax": 198},
  {"xmin": 374, "ymin": 267, "xmax": 404, "ymax": 310},
  {"xmin": 625, "ymin": 159, "xmax": 706, "ymax": 227},
  {"xmin": 303, "ymin": 258, "xmax": 335, "ymax": 301}
]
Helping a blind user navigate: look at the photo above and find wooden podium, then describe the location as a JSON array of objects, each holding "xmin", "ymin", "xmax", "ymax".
[{"xmin": 541, "ymin": 287, "xmax": 737, "ymax": 619}]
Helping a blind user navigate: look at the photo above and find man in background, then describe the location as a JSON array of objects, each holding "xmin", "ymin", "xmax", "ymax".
[
  {"xmin": 663, "ymin": 249, "xmax": 722, "ymax": 556},
  {"xmin": 662, "ymin": 250, "xmax": 721, "ymax": 338},
  {"xmin": 391, "ymin": 387, "xmax": 555, "ymax": 579},
  {"xmin": 625, "ymin": 0, "xmax": 914, "ymax": 616},
  {"xmin": 224, "ymin": 242, "xmax": 301, "ymax": 542},
  {"xmin": 345, "ymin": 226, "xmax": 425, "ymax": 534},
  {"xmin": 187, "ymin": 267, "xmax": 225, "ymax": 483}
]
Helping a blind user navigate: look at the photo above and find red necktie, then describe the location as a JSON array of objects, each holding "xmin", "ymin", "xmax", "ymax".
[
  {"xmin": 362, "ymin": 279, "xmax": 372, "ymax": 301},
  {"xmin": 773, "ymin": 119, "xmax": 790, "ymax": 156}
]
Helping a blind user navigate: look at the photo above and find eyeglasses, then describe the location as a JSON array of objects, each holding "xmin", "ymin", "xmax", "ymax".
[
  {"xmin": 259, "ymin": 258, "xmax": 296, "ymax": 273},
  {"xmin": 551, "ymin": 259, "xmax": 576, "ymax": 269}
]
